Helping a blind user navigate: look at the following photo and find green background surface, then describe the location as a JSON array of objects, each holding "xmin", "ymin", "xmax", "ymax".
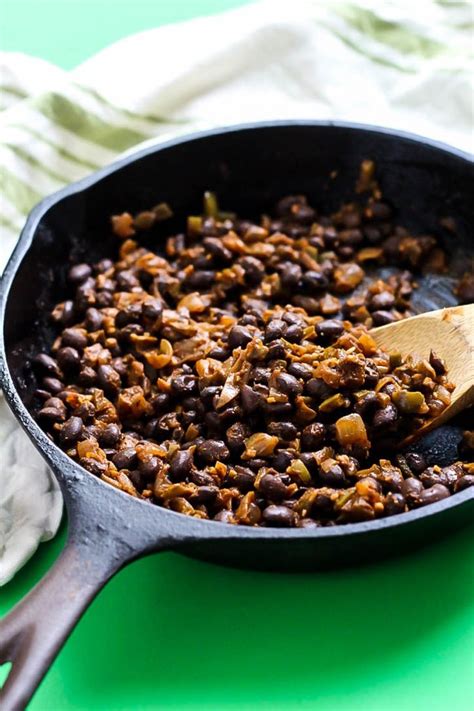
[{"xmin": 1, "ymin": 1, "xmax": 474, "ymax": 710}]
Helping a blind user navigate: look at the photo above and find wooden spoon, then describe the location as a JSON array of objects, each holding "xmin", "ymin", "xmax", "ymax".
[{"xmin": 371, "ymin": 304, "xmax": 474, "ymax": 444}]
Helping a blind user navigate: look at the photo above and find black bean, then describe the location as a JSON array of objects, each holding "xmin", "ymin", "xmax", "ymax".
[
  {"xmin": 297, "ymin": 518, "xmax": 320, "ymax": 528},
  {"xmin": 192, "ymin": 470, "xmax": 216, "ymax": 487},
  {"xmin": 52, "ymin": 300, "xmax": 75, "ymax": 326},
  {"xmin": 75, "ymin": 279, "xmax": 96, "ymax": 311},
  {"xmin": 74, "ymin": 401, "xmax": 95, "ymax": 421},
  {"xmin": 239, "ymin": 256, "xmax": 265, "ymax": 285},
  {"xmin": 292, "ymin": 295, "xmax": 320, "ymax": 314},
  {"xmin": 306, "ymin": 378, "xmax": 331, "ymax": 400},
  {"xmin": 38, "ymin": 403, "xmax": 66, "ymax": 423},
  {"xmin": 288, "ymin": 362, "xmax": 313, "ymax": 380},
  {"xmin": 266, "ymin": 340, "xmax": 286, "ymax": 360},
  {"xmin": 204, "ymin": 411, "xmax": 222, "ymax": 437},
  {"xmin": 372, "ymin": 311, "xmax": 396, "ymax": 326},
  {"xmin": 164, "ymin": 451, "xmax": 191, "ymax": 482},
  {"xmin": 85, "ymin": 308, "xmax": 104, "ymax": 331},
  {"xmin": 402, "ymin": 478, "xmax": 424, "ymax": 505},
  {"xmin": 196, "ymin": 439, "xmax": 230, "ymax": 465},
  {"xmin": 373, "ymin": 404, "xmax": 398, "ymax": 428},
  {"xmin": 186, "ymin": 270, "xmax": 215, "ymax": 289},
  {"xmin": 264, "ymin": 319, "xmax": 287, "ymax": 342},
  {"xmin": 97, "ymin": 364, "xmax": 121, "ymax": 397},
  {"xmin": 112, "ymin": 448, "xmax": 138, "ymax": 470},
  {"xmin": 297, "ymin": 452, "xmax": 317, "ymax": 474},
  {"xmin": 404, "ymin": 452, "xmax": 427, "ymax": 474},
  {"xmin": 250, "ymin": 367, "xmax": 269, "ymax": 384},
  {"xmin": 384, "ymin": 492, "xmax": 406, "ymax": 516},
  {"xmin": 319, "ymin": 463, "xmax": 346, "ymax": 488},
  {"xmin": 192, "ymin": 486, "xmax": 219, "ymax": 504},
  {"xmin": 33, "ymin": 353, "xmax": 61, "ymax": 377},
  {"xmin": 370, "ymin": 292, "xmax": 395, "ymax": 311},
  {"xmin": 95, "ymin": 258, "xmax": 114, "ymax": 273},
  {"xmin": 150, "ymin": 393, "xmax": 170, "ymax": 414},
  {"xmin": 267, "ymin": 421, "xmax": 297, "ymax": 441},
  {"xmin": 417, "ymin": 484, "xmax": 450, "ymax": 507},
  {"xmin": 231, "ymin": 466, "xmax": 256, "ymax": 492},
  {"xmin": 116, "ymin": 304, "xmax": 142, "ymax": 327},
  {"xmin": 285, "ymin": 324, "xmax": 304, "ymax": 343},
  {"xmin": 228, "ymin": 325, "xmax": 253, "ymax": 349},
  {"xmin": 218, "ymin": 405, "xmax": 242, "ymax": 425},
  {"xmin": 262, "ymin": 505, "xmax": 296, "ymax": 527},
  {"xmin": 454, "ymin": 475, "xmax": 474, "ymax": 492},
  {"xmin": 59, "ymin": 416, "xmax": 83, "ymax": 446},
  {"xmin": 316, "ymin": 319, "xmax": 344, "ymax": 340},
  {"xmin": 203, "ymin": 237, "xmax": 232, "ymax": 262},
  {"xmin": 68, "ymin": 263, "xmax": 92, "ymax": 284},
  {"xmin": 280, "ymin": 262, "xmax": 302, "ymax": 289},
  {"xmin": 171, "ymin": 373, "xmax": 198, "ymax": 396},
  {"xmin": 62, "ymin": 328, "xmax": 88, "ymax": 350},
  {"xmin": 99, "ymin": 423, "xmax": 121, "ymax": 447},
  {"xmin": 271, "ymin": 450, "xmax": 293, "ymax": 473},
  {"xmin": 282, "ymin": 312, "xmax": 304, "ymax": 326},
  {"xmin": 78, "ymin": 366, "xmax": 97, "ymax": 387},
  {"xmin": 364, "ymin": 363, "xmax": 379, "ymax": 388},
  {"xmin": 258, "ymin": 474, "xmax": 288, "ymax": 500},
  {"xmin": 142, "ymin": 299, "xmax": 163, "ymax": 324},
  {"xmin": 42, "ymin": 377, "xmax": 64, "ymax": 394},
  {"xmin": 264, "ymin": 401, "xmax": 293, "ymax": 417},
  {"xmin": 128, "ymin": 471, "xmax": 145, "ymax": 490},
  {"xmin": 429, "ymin": 350, "xmax": 446, "ymax": 375},
  {"xmin": 226, "ymin": 422, "xmax": 250, "ymax": 453},
  {"xmin": 96, "ymin": 291, "xmax": 114, "ymax": 308},
  {"xmin": 239, "ymin": 315, "xmax": 261, "ymax": 328},
  {"xmin": 208, "ymin": 346, "xmax": 230, "ymax": 361},
  {"xmin": 35, "ymin": 388, "xmax": 55, "ymax": 401},
  {"xmin": 247, "ymin": 458, "xmax": 268, "ymax": 473},
  {"xmin": 275, "ymin": 372, "xmax": 303, "ymax": 397},
  {"xmin": 57, "ymin": 347, "xmax": 80, "ymax": 372},
  {"xmin": 301, "ymin": 423, "xmax": 326, "ymax": 450},
  {"xmin": 301, "ymin": 271, "xmax": 328, "ymax": 292},
  {"xmin": 116, "ymin": 271, "xmax": 140, "ymax": 290},
  {"xmin": 354, "ymin": 391, "xmax": 378, "ymax": 417},
  {"xmin": 240, "ymin": 384, "xmax": 265, "ymax": 413}
]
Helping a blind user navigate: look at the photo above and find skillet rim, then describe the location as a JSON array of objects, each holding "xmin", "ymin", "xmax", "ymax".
[{"xmin": 0, "ymin": 118, "xmax": 473, "ymax": 545}]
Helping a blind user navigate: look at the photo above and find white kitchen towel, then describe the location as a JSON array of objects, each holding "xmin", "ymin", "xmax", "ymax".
[{"xmin": 0, "ymin": 0, "xmax": 473, "ymax": 585}]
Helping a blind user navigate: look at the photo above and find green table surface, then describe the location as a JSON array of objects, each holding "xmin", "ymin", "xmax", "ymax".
[{"xmin": 1, "ymin": 2, "xmax": 474, "ymax": 710}]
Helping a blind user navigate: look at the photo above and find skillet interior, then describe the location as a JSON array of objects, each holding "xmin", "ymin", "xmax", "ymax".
[{"xmin": 2, "ymin": 122, "xmax": 474, "ymax": 570}]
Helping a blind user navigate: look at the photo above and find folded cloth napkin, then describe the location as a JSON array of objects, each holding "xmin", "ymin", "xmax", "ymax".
[{"xmin": 0, "ymin": 0, "xmax": 472, "ymax": 585}]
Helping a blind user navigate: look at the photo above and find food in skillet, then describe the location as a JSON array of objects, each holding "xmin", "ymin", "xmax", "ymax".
[{"xmin": 33, "ymin": 162, "xmax": 474, "ymax": 527}]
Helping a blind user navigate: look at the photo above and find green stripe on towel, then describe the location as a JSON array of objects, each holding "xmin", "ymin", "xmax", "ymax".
[
  {"xmin": 74, "ymin": 83, "xmax": 172, "ymax": 126},
  {"xmin": 335, "ymin": 6, "xmax": 445, "ymax": 58},
  {"xmin": 33, "ymin": 92, "xmax": 149, "ymax": 152},
  {"xmin": 7, "ymin": 145, "xmax": 69, "ymax": 185},
  {"xmin": 0, "ymin": 166, "xmax": 43, "ymax": 214},
  {"xmin": 9, "ymin": 124, "xmax": 101, "ymax": 171}
]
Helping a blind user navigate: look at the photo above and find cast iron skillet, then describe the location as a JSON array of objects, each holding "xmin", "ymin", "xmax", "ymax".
[{"xmin": 0, "ymin": 121, "xmax": 473, "ymax": 711}]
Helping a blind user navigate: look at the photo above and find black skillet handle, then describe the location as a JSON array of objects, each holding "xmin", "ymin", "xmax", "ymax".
[{"xmin": 0, "ymin": 533, "xmax": 124, "ymax": 711}]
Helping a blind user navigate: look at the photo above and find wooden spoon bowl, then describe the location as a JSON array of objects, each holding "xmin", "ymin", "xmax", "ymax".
[{"xmin": 371, "ymin": 304, "xmax": 474, "ymax": 443}]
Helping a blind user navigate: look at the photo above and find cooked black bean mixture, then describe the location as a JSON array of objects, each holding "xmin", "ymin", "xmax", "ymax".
[{"xmin": 34, "ymin": 161, "xmax": 474, "ymax": 526}]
